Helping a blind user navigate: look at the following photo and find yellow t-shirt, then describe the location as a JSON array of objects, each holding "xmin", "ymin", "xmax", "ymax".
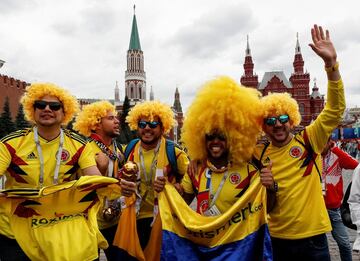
[
  {"xmin": 182, "ymin": 162, "xmax": 259, "ymax": 214},
  {"xmin": 127, "ymin": 142, "xmax": 189, "ymax": 220},
  {"xmin": 0, "ymin": 127, "xmax": 96, "ymax": 238},
  {"xmin": 254, "ymin": 79, "xmax": 344, "ymax": 239}
]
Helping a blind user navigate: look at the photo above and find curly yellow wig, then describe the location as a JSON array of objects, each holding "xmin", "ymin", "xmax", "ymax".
[
  {"xmin": 126, "ymin": 101, "xmax": 175, "ymax": 134},
  {"xmin": 261, "ymin": 92, "xmax": 301, "ymax": 128},
  {"xmin": 181, "ymin": 76, "xmax": 263, "ymax": 164},
  {"xmin": 21, "ymin": 82, "xmax": 79, "ymax": 125},
  {"xmin": 73, "ymin": 100, "xmax": 116, "ymax": 137}
]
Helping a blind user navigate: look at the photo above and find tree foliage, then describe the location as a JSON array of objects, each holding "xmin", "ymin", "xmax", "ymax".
[
  {"xmin": 117, "ymin": 96, "xmax": 136, "ymax": 145},
  {"xmin": 15, "ymin": 104, "xmax": 30, "ymax": 129},
  {"xmin": 0, "ymin": 97, "xmax": 16, "ymax": 138}
]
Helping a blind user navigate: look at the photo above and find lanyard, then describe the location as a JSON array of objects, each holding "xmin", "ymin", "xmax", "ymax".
[
  {"xmin": 206, "ymin": 168, "xmax": 229, "ymax": 208},
  {"xmin": 33, "ymin": 126, "xmax": 64, "ymax": 188},
  {"xmin": 138, "ymin": 140, "xmax": 161, "ymax": 186}
]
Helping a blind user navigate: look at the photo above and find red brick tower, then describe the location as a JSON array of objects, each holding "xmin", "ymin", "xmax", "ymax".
[
  {"xmin": 240, "ymin": 35, "xmax": 258, "ymax": 88},
  {"xmin": 289, "ymin": 33, "xmax": 311, "ymax": 125}
]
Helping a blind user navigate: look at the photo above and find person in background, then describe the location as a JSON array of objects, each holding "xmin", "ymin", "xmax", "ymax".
[{"xmin": 322, "ymin": 138, "xmax": 358, "ymax": 261}]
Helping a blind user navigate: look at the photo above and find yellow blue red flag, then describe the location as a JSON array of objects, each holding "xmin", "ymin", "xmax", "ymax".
[
  {"xmin": 113, "ymin": 176, "xmax": 272, "ymax": 261},
  {"xmin": 159, "ymin": 177, "xmax": 272, "ymax": 261}
]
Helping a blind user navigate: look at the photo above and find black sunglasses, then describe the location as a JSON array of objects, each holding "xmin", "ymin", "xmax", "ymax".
[
  {"xmin": 205, "ymin": 133, "xmax": 226, "ymax": 141},
  {"xmin": 33, "ymin": 100, "xmax": 63, "ymax": 111},
  {"xmin": 264, "ymin": 114, "xmax": 290, "ymax": 126},
  {"xmin": 138, "ymin": 121, "xmax": 161, "ymax": 129}
]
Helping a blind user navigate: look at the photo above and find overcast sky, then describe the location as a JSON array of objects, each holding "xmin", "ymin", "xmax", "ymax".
[{"xmin": 1, "ymin": 0, "xmax": 359, "ymax": 112}]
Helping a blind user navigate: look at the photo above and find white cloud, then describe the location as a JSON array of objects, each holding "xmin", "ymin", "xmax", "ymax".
[{"xmin": 0, "ymin": 0, "xmax": 359, "ymax": 111}]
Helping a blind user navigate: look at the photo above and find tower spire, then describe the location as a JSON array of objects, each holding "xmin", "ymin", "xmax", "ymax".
[
  {"xmin": 129, "ymin": 6, "xmax": 141, "ymax": 50},
  {"xmin": 295, "ymin": 32, "xmax": 301, "ymax": 54},
  {"xmin": 125, "ymin": 6, "xmax": 146, "ymax": 104},
  {"xmin": 246, "ymin": 34, "xmax": 251, "ymax": 56},
  {"xmin": 150, "ymin": 85, "xmax": 154, "ymax": 100},
  {"xmin": 240, "ymin": 34, "xmax": 258, "ymax": 89}
]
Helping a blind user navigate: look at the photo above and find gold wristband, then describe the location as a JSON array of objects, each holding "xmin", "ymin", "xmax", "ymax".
[{"xmin": 325, "ymin": 62, "xmax": 339, "ymax": 73}]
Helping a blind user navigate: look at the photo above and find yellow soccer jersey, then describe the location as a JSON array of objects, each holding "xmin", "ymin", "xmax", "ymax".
[
  {"xmin": 254, "ymin": 79, "xmax": 344, "ymax": 239},
  {"xmin": 1, "ymin": 176, "xmax": 118, "ymax": 261},
  {"xmin": 0, "ymin": 128, "xmax": 96, "ymax": 238},
  {"xmin": 182, "ymin": 162, "xmax": 259, "ymax": 214},
  {"xmin": 134, "ymin": 146, "xmax": 189, "ymax": 220}
]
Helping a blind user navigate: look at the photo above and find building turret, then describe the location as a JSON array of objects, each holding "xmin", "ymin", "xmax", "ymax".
[
  {"xmin": 240, "ymin": 35, "xmax": 258, "ymax": 88},
  {"xmin": 124, "ymin": 5, "xmax": 146, "ymax": 105}
]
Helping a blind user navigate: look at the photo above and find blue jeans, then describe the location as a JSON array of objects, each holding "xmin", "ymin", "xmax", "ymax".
[
  {"xmin": 328, "ymin": 208, "xmax": 353, "ymax": 261},
  {"xmin": 271, "ymin": 233, "xmax": 330, "ymax": 261}
]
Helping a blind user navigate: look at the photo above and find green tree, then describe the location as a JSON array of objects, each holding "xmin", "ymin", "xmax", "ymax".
[
  {"xmin": 0, "ymin": 97, "xmax": 16, "ymax": 138},
  {"xmin": 117, "ymin": 96, "xmax": 136, "ymax": 145},
  {"xmin": 15, "ymin": 104, "xmax": 30, "ymax": 129}
]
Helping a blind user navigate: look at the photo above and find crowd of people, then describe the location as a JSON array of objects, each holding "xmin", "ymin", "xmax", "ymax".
[{"xmin": 0, "ymin": 24, "xmax": 358, "ymax": 261}]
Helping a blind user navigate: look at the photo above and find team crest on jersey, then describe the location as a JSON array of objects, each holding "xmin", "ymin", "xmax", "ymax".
[
  {"xmin": 199, "ymin": 200, "xmax": 209, "ymax": 213},
  {"xmin": 229, "ymin": 172, "xmax": 241, "ymax": 185},
  {"xmin": 60, "ymin": 150, "xmax": 70, "ymax": 161},
  {"xmin": 289, "ymin": 146, "xmax": 302, "ymax": 158}
]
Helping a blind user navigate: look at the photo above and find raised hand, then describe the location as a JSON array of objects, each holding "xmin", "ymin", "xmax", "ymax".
[{"xmin": 309, "ymin": 24, "xmax": 337, "ymax": 67}]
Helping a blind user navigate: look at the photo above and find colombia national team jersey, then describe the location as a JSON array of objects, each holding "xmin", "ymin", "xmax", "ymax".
[
  {"xmin": 0, "ymin": 127, "xmax": 97, "ymax": 238},
  {"xmin": 254, "ymin": 79, "xmax": 345, "ymax": 239},
  {"xmin": 182, "ymin": 162, "xmax": 259, "ymax": 214}
]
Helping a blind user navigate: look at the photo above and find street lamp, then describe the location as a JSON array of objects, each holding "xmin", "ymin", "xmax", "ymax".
[{"xmin": 0, "ymin": 59, "xmax": 5, "ymax": 69}]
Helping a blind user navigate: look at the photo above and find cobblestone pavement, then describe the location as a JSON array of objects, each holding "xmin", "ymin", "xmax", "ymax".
[{"xmin": 100, "ymin": 169, "xmax": 360, "ymax": 261}]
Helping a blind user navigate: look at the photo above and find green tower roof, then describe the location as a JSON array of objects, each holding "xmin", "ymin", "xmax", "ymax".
[{"xmin": 129, "ymin": 12, "xmax": 141, "ymax": 50}]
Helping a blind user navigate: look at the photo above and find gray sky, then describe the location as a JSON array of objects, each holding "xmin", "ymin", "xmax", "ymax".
[{"xmin": 0, "ymin": 0, "xmax": 359, "ymax": 112}]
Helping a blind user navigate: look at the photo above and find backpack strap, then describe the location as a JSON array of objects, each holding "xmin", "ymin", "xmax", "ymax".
[
  {"xmin": 165, "ymin": 139, "xmax": 182, "ymax": 182},
  {"xmin": 124, "ymin": 138, "xmax": 140, "ymax": 161}
]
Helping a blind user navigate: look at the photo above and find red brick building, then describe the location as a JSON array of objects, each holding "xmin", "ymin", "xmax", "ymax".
[
  {"xmin": 0, "ymin": 74, "xmax": 28, "ymax": 119},
  {"xmin": 240, "ymin": 34, "xmax": 324, "ymax": 126}
]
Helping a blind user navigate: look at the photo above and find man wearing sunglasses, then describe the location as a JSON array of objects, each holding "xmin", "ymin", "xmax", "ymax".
[
  {"xmin": 178, "ymin": 77, "xmax": 274, "ymax": 259},
  {"xmin": 181, "ymin": 77, "xmax": 276, "ymax": 214},
  {"xmin": 123, "ymin": 100, "xmax": 189, "ymax": 250},
  {"xmin": 73, "ymin": 100, "xmax": 133, "ymax": 260},
  {"xmin": 0, "ymin": 83, "xmax": 102, "ymax": 260},
  {"xmin": 255, "ymin": 25, "xmax": 345, "ymax": 261}
]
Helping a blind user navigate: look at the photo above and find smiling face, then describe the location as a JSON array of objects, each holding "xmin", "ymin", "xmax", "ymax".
[
  {"xmin": 33, "ymin": 95, "xmax": 64, "ymax": 128},
  {"xmin": 205, "ymin": 131, "xmax": 229, "ymax": 165},
  {"xmin": 263, "ymin": 114, "xmax": 292, "ymax": 147},
  {"xmin": 138, "ymin": 116, "xmax": 163, "ymax": 149}
]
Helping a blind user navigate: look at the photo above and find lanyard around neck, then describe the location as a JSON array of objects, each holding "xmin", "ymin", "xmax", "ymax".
[
  {"xmin": 206, "ymin": 168, "xmax": 229, "ymax": 208},
  {"xmin": 139, "ymin": 140, "xmax": 161, "ymax": 185},
  {"xmin": 33, "ymin": 126, "xmax": 64, "ymax": 188}
]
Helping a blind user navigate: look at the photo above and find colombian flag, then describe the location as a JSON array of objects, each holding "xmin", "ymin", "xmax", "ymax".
[{"xmin": 114, "ymin": 176, "xmax": 272, "ymax": 261}]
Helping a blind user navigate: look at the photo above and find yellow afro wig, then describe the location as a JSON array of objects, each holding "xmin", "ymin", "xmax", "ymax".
[
  {"xmin": 126, "ymin": 101, "xmax": 175, "ymax": 134},
  {"xmin": 21, "ymin": 82, "xmax": 79, "ymax": 125},
  {"xmin": 181, "ymin": 76, "xmax": 263, "ymax": 164},
  {"xmin": 261, "ymin": 92, "xmax": 301, "ymax": 128},
  {"xmin": 73, "ymin": 100, "xmax": 116, "ymax": 137}
]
